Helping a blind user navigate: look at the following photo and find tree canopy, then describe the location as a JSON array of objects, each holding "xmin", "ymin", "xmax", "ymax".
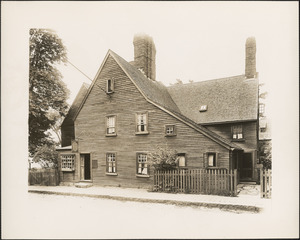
[{"xmin": 29, "ymin": 29, "xmax": 69, "ymax": 156}]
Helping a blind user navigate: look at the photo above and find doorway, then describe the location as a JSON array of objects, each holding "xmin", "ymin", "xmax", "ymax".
[
  {"xmin": 80, "ymin": 154, "xmax": 91, "ymax": 180},
  {"xmin": 239, "ymin": 153, "xmax": 253, "ymax": 181}
]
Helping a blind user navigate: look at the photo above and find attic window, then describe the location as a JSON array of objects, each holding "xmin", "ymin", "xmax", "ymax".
[
  {"xmin": 199, "ymin": 105, "xmax": 207, "ymax": 112},
  {"xmin": 106, "ymin": 78, "xmax": 114, "ymax": 94}
]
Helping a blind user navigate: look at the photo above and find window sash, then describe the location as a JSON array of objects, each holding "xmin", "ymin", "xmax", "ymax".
[
  {"xmin": 178, "ymin": 155, "xmax": 186, "ymax": 167},
  {"xmin": 106, "ymin": 116, "xmax": 116, "ymax": 134},
  {"xmin": 107, "ymin": 79, "xmax": 114, "ymax": 93},
  {"xmin": 137, "ymin": 154, "xmax": 148, "ymax": 175},
  {"xmin": 166, "ymin": 125, "xmax": 175, "ymax": 135},
  {"xmin": 106, "ymin": 153, "xmax": 116, "ymax": 173},
  {"xmin": 207, "ymin": 153, "xmax": 216, "ymax": 167},
  {"xmin": 259, "ymin": 104, "xmax": 265, "ymax": 114},
  {"xmin": 61, "ymin": 155, "xmax": 75, "ymax": 170},
  {"xmin": 232, "ymin": 125, "xmax": 243, "ymax": 139},
  {"xmin": 137, "ymin": 113, "xmax": 147, "ymax": 132}
]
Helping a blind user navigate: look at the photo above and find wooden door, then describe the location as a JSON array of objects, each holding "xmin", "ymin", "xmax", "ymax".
[
  {"xmin": 80, "ymin": 154, "xmax": 91, "ymax": 180},
  {"xmin": 80, "ymin": 155, "xmax": 85, "ymax": 180},
  {"xmin": 240, "ymin": 153, "xmax": 253, "ymax": 180}
]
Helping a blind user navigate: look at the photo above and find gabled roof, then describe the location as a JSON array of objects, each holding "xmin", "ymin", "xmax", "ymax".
[
  {"xmin": 71, "ymin": 50, "xmax": 242, "ymax": 150},
  {"xmin": 109, "ymin": 50, "xmax": 181, "ymax": 114},
  {"xmin": 62, "ymin": 82, "xmax": 90, "ymax": 126},
  {"xmin": 167, "ymin": 75, "xmax": 259, "ymax": 124}
]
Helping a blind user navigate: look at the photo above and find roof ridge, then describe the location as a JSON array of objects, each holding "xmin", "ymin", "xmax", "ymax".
[{"xmin": 168, "ymin": 74, "xmax": 246, "ymax": 88}]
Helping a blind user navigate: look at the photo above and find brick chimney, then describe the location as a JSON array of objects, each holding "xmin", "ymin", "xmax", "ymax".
[
  {"xmin": 245, "ymin": 37, "xmax": 256, "ymax": 79},
  {"xmin": 132, "ymin": 33, "xmax": 156, "ymax": 81}
]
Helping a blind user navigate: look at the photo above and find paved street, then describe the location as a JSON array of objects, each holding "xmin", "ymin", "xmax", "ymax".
[{"xmin": 20, "ymin": 192, "xmax": 274, "ymax": 239}]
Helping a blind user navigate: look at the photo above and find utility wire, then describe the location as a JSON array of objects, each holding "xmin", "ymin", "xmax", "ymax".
[{"xmin": 67, "ymin": 59, "xmax": 110, "ymax": 97}]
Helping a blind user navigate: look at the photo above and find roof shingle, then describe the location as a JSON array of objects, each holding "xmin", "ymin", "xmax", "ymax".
[{"xmin": 167, "ymin": 75, "xmax": 259, "ymax": 124}]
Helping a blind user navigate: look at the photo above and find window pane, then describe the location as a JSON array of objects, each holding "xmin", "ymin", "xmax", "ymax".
[
  {"xmin": 208, "ymin": 154, "xmax": 215, "ymax": 167},
  {"xmin": 137, "ymin": 113, "xmax": 147, "ymax": 132},
  {"xmin": 107, "ymin": 116, "xmax": 116, "ymax": 134},
  {"xmin": 178, "ymin": 156, "xmax": 185, "ymax": 167},
  {"xmin": 107, "ymin": 153, "xmax": 116, "ymax": 173},
  {"xmin": 137, "ymin": 154, "xmax": 147, "ymax": 174}
]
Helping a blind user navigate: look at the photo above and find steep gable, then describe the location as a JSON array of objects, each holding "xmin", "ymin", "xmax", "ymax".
[
  {"xmin": 61, "ymin": 82, "xmax": 90, "ymax": 146},
  {"xmin": 167, "ymin": 75, "xmax": 259, "ymax": 124},
  {"xmin": 72, "ymin": 50, "xmax": 242, "ymax": 150}
]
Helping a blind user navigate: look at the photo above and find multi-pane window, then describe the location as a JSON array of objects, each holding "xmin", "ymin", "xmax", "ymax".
[
  {"xmin": 177, "ymin": 153, "xmax": 186, "ymax": 167},
  {"xmin": 106, "ymin": 79, "xmax": 114, "ymax": 93},
  {"xmin": 259, "ymin": 104, "xmax": 265, "ymax": 115},
  {"xmin": 208, "ymin": 153, "xmax": 216, "ymax": 167},
  {"xmin": 106, "ymin": 153, "xmax": 116, "ymax": 173},
  {"xmin": 61, "ymin": 154, "xmax": 75, "ymax": 171},
  {"xmin": 106, "ymin": 116, "xmax": 116, "ymax": 135},
  {"xmin": 136, "ymin": 113, "xmax": 148, "ymax": 133},
  {"xmin": 232, "ymin": 125, "xmax": 243, "ymax": 140},
  {"xmin": 137, "ymin": 153, "xmax": 148, "ymax": 175},
  {"xmin": 165, "ymin": 125, "xmax": 176, "ymax": 136}
]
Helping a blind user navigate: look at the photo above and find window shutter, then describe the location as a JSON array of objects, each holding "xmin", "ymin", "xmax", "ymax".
[
  {"xmin": 203, "ymin": 153, "xmax": 207, "ymax": 168},
  {"xmin": 216, "ymin": 153, "xmax": 220, "ymax": 168}
]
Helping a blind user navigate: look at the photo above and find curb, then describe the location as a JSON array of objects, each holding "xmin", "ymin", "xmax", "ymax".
[{"xmin": 28, "ymin": 190, "xmax": 261, "ymax": 213}]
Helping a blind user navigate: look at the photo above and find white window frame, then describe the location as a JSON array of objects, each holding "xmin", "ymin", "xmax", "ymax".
[
  {"xmin": 232, "ymin": 124, "xmax": 244, "ymax": 140},
  {"xmin": 136, "ymin": 153, "xmax": 149, "ymax": 177},
  {"xmin": 259, "ymin": 103, "xmax": 265, "ymax": 115},
  {"xmin": 106, "ymin": 153, "xmax": 117, "ymax": 175},
  {"xmin": 106, "ymin": 115, "xmax": 117, "ymax": 136},
  {"xmin": 136, "ymin": 112, "xmax": 148, "ymax": 134},
  {"xmin": 61, "ymin": 154, "xmax": 75, "ymax": 171}
]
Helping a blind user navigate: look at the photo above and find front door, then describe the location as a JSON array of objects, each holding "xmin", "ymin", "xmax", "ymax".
[
  {"xmin": 239, "ymin": 153, "xmax": 253, "ymax": 181},
  {"xmin": 80, "ymin": 154, "xmax": 91, "ymax": 180}
]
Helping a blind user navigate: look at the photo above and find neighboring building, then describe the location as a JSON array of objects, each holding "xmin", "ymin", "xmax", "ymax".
[{"xmin": 57, "ymin": 34, "xmax": 261, "ymax": 188}]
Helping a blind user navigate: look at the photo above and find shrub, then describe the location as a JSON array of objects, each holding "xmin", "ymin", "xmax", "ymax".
[{"xmin": 147, "ymin": 146, "xmax": 178, "ymax": 170}]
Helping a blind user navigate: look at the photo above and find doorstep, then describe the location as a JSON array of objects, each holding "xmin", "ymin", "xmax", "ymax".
[{"xmin": 75, "ymin": 182, "xmax": 93, "ymax": 188}]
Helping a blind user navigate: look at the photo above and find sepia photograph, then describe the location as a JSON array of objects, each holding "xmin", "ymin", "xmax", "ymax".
[{"xmin": 1, "ymin": 1, "xmax": 299, "ymax": 239}]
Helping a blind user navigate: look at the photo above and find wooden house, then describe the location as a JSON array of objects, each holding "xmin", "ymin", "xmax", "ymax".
[{"xmin": 57, "ymin": 34, "xmax": 260, "ymax": 188}]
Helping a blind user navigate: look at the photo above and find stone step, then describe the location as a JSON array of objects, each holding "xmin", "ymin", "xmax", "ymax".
[{"xmin": 75, "ymin": 182, "xmax": 93, "ymax": 188}]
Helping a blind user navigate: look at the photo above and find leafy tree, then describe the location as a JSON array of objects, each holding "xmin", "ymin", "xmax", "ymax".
[
  {"xmin": 29, "ymin": 29, "xmax": 69, "ymax": 156},
  {"xmin": 148, "ymin": 146, "xmax": 178, "ymax": 170},
  {"xmin": 32, "ymin": 143, "xmax": 59, "ymax": 168}
]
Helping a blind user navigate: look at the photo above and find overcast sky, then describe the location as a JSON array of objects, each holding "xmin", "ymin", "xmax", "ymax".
[
  {"xmin": 1, "ymin": 2, "xmax": 299, "ymax": 238},
  {"xmin": 48, "ymin": 1, "xmax": 297, "ymax": 107}
]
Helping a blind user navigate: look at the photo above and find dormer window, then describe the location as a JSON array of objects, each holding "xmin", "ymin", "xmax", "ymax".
[
  {"xmin": 199, "ymin": 105, "xmax": 207, "ymax": 112},
  {"xmin": 106, "ymin": 78, "xmax": 114, "ymax": 94}
]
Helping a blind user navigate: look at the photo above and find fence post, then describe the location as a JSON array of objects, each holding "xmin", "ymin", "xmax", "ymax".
[
  {"xmin": 260, "ymin": 169, "xmax": 263, "ymax": 198},
  {"xmin": 234, "ymin": 169, "xmax": 237, "ymax": 196}
]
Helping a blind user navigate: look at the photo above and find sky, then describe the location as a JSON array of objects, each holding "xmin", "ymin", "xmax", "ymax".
[{"xmin": 1, "ymin": 1, "xmax": 299, "ymax": 238}]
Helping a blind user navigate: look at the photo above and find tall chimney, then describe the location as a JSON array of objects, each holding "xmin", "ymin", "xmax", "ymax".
[
  {"xmin": 245, "ymin": 37, "xmax": 256, "ymax": 79},
  {"xmin": 133, "ymin": 33, "xmax": 156, "ymax": 81}
]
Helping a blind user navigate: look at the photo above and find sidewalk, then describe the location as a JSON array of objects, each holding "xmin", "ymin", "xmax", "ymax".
[{"xmin": 28, "ymin": 184, "xmax": 272, "ymax": 213}]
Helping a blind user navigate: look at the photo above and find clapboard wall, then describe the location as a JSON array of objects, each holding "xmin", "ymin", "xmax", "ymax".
[{"xmin": 70, "ymin": 55, "xmax": 230, "ymax": 188}]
